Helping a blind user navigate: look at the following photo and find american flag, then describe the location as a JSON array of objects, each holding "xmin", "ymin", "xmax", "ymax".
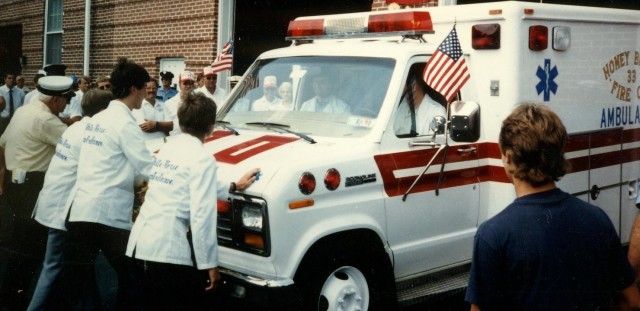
[
  {"xmin": 423, "ymin": 26, "xmax": 470, "ymax": 103},
  {"xmin": 211, "ymin": 41, "xmax": 234, "ymax": 74}
]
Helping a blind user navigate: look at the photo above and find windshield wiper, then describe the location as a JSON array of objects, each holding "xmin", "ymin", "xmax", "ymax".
[
  {"xmin": 246, "ymin": 122, "xmax": 316, "ymax": 144},
  {"xmin": 216, "ymin": 121, "xmax": 239, "ymax": 135}
]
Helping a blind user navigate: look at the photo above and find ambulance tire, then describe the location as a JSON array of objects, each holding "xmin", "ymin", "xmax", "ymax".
[{"xmin": 295, "ymin": 236, "xmax": 397, "ymax": 311}]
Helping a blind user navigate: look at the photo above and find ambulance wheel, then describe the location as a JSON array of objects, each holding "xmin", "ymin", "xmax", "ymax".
[{"xmin": 295, "ymin": 239, "xmax": 396, "ymax": 311}]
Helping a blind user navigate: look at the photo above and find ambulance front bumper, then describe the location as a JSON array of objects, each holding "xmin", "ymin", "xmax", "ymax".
[{"xmin": 218, "ymin": 268, "xmax": 300, "ymax": 309}]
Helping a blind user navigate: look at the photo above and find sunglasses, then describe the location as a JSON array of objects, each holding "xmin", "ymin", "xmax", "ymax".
[
  {"xmin": 98, "ymin": 84, "xmax": 111, "ymax": 90},
  {"xmin": 205, "ymin": 76, "xmax": 217, "ymax": 80}
]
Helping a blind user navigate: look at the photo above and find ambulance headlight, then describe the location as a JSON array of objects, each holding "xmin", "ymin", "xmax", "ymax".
[{"xmin": 241, "ymin": 206, "xmax": 263, "ymax": 230}]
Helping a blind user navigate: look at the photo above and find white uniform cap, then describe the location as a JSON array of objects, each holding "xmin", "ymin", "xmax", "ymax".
[
  {"xmin": 263, "ymin": 75, "xmax": 277, "ymax": 88},
  {"xmin": 37, "ymin": 76, "xmax": 76, "ymax": 99}
]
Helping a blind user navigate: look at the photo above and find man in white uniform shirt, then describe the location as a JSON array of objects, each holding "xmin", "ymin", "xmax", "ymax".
[
  {"xmin": 196, "ymin": 66, "xmax": 228, "ymax": 110},
  {"xmin": 164, "ymin": 71, "xmax": 196, "ymax": 136},
  {"xmin": 64, "ymin": 58, "xmax": 153, "ymax": 310},
  {"xmin": 0, "ymin": 76, "xmax": 73, "ymax": 309},
  {"xmin": 252, "ymin": 75, "xmax": 283, "ymax": 111},
  {"xmin": 300, "ymin": 73, "xmax": 350, "ymax": 114},
  {"xmin": 27, "ymin": 90, "xmax": 114, "ymax": 310}
]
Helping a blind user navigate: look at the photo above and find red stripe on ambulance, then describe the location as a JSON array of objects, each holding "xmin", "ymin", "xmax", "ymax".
[{"xmin": 214, "ymin": 135, "xmax": 298, "ymax": 164}]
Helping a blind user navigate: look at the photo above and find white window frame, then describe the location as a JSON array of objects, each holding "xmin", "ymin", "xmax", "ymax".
[{"xmin": 44, "ymin": 0, "xmax": 64, "ymax": 65}]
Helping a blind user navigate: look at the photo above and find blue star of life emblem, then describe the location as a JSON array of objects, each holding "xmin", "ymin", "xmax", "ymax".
[{"xmin": 536, "ymin": 59, "xmax": 558, "ymax": 101}]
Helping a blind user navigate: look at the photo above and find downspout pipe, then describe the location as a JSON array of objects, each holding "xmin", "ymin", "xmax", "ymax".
[{"xmin": 83, "ymin": 0, "xmax": 90, "ymax": 76}]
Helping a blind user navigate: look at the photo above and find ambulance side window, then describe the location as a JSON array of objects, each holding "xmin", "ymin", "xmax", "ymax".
[{"xmin": 393, "ymin": 63, "xmax": 447, "ymax": 138}]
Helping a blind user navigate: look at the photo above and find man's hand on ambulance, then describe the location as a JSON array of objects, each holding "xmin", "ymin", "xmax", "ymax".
[{"xmin": 236, "ymin": 168, "xmax": 261, "ymax": 191}]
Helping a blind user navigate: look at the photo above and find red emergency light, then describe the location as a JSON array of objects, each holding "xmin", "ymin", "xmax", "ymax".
[
  {"xmin": 287, "ymin": 19, "xmax": 324, "ymax": 38},
  {"xmin": 529, "ymin": 25, "xmax": 548, "ymax": 51},
  {"xmin": 368, "ymin": 11, "xmax": 433, "ymax": 34},
  {"xmin": 287, "ymin": 10, "xmax": 434, "ymax": 40},
  {"xmin": 472, "ymin": 23, "xmax": 500, "ymax": 50}
]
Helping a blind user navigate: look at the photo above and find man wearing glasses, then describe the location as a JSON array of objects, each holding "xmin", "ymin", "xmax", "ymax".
[
  {"xmin": 196, "ymin": 66, "xmax": 228, "ymax": 111},
  {"xmin": 96, "ymin": 76, "xmax": 111, "ymax": 91}
]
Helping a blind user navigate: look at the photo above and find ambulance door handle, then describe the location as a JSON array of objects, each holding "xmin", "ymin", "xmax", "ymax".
[{"xmin": 457, "ymin": 147, "xmax": 477, "ymax": 155}]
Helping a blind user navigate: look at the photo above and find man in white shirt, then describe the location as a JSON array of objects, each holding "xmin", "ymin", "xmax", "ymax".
[
  {"xmin": 28, "ymin": 89, "xmax": 113, "ymax": 310},
  {"xmin": 164, "ymin": 71, "xmax": 196, "ymax": 136},
  {"xmin": 132, "ymin": 78, "xmax": 169, "ymax": 147},
  {"xmin": 59, "ymin": 75, "xmax": 90, "ymax": 125},
  {"xmin": 394, "ymin": 76, "xmax": 447, "ymax": 137},
  {"xmin": 300, "ymin": 73, "xmax": 350, "ymax": 114},
  {"xmin": 195, "ymin": 66, "xmax": 228, "ymax": 110},
  {"xmin": 0, "ymin": 76, "xmax": 74, "ymax": 309},
  {"xmin": 65, "ymin": 58, "xmax": 153, "ymax": 310},
  {"xmin": 23, "ymin": 72, "xmax": 46, "ymax": 106},
  {"xmin": 252, "ymin": 75, "xmax": 283, "ymax": 111},
  {"xmin": 0, "ymin": 73, "xmax": 26, "ymax": 135}
]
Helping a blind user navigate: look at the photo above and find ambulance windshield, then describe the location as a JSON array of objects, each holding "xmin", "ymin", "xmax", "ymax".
[{"xmin": 218, "ymin": 56, "xmax": 395, "ymax": 138}]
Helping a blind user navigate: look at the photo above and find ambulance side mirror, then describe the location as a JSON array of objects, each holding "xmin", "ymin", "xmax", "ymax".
[{"xmin": 449, "ymin": 101, "xmax": 480, "ymax": 142}]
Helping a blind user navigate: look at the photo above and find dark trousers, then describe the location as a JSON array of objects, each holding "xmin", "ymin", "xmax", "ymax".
[
  {"xmin": 0, "ymin": 171, "xmax": 47, "ymax": 310},
  {"xmin": 65, "ymin": 221, "xmax": 132, "ymax": 310},
  {"xmin": 129, "ymin": 258, "xmax": 204, "ymax": 311}
]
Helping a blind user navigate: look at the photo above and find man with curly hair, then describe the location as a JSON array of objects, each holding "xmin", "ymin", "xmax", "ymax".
[{"xmin": 465, "ymin": 103, "xmax": 639, "ymax": 311}]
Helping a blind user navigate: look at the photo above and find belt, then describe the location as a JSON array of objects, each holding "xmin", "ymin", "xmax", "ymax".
[{"xmin": 6, "ymin": 170, "xmax": 45, "ymax": 184}]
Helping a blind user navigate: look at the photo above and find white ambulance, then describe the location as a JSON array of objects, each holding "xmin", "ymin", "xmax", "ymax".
[{"xmin": 206, "ymin": 2, "xmax": 640, "ymax": 309}]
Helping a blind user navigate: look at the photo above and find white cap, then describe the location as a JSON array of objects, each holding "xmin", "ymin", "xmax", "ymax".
[
  {"xmin": 203, "ymin": 66, "xmax": 216, "ymax": 77},
  {"xmin": 37, "ymin": 76, "xmax": 76, "ymax": 99},
  {"xmin": 263, "ymin": 75, "xmax": 277, "ymax": 88},
  {"xmin": 179, "ymin": 71, "xmax": 196, "ymax": 82}
]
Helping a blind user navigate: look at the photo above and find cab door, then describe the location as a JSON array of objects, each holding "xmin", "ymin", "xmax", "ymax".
[{"xmin": 376, "ymin": 60, "xmax": 480, "ymax": 279}]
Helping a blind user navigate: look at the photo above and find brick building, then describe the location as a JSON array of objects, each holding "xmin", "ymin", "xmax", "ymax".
[{"xmin": 0, "ymin": 0, "xmax": 227, "ymax": 88}]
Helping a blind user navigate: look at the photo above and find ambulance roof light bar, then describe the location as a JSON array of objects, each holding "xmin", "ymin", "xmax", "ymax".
[{"xmin": 286, "ymin": 10, "xmax": 434, "ymax": 41}]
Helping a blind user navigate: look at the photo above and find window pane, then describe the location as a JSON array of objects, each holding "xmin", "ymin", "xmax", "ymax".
[
  {"xmin": 46, "ymin": 33, "xmax": 62, "ymax": 64},
  {"xmin": 47, "ymin": 0, "xmax": 63, "ymax": 32}
]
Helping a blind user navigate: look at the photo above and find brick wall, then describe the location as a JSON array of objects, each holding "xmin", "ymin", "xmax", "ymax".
[
  {"xmin": 0, "ymin": 0, "xmax": 45, "ymax": 89},
  {"xmin": 64, "ymin": 0, "xmax": 219, "ymax": 82}
]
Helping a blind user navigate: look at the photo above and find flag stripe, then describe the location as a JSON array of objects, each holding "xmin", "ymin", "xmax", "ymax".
[
  {"xmin": 422, "ymin": 26, "xmax": 470, "ymax": 104},
  {"xmin": 211, "ymin": 41, "xmax": 234, "ymax": 74}
]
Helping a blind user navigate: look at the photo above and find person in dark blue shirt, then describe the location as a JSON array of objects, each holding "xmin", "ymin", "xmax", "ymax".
[
  {"xmin": 157, "ymin": 71, "xmax": 178, "ymax": 103},
  {"xmin": 465, "ymin": 103, "xmax": 639, "ymax": 311}
]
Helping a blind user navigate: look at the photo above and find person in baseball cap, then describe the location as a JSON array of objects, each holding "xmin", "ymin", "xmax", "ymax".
[
  {"xmin": 195, "ymin": 66, "xmax": 228, "ymax": 111},
  {"xmin": 179, "ymin": 71, "xmax": 196, "ymax": 84},
  {"xmin": 163, "ymin": 71, "xmax": 196, "ymax": 136}
]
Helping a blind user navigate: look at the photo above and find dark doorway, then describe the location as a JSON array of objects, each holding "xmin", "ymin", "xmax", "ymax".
[
  {"xmin": 234, "ymin": 0, "xmax": 373, "ymax": 76},
  {"xmin": 456, "ymin": 0, "xmax": 639, "ymax": 10},
  {"xmin": 0, "ymin": 24, "xmax": 23, "ymax": 79}
]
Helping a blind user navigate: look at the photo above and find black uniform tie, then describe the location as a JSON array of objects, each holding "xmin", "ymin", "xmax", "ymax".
[{"xmin": 8, "ymin": 88, "xmax": 14, "ymax": 118}]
